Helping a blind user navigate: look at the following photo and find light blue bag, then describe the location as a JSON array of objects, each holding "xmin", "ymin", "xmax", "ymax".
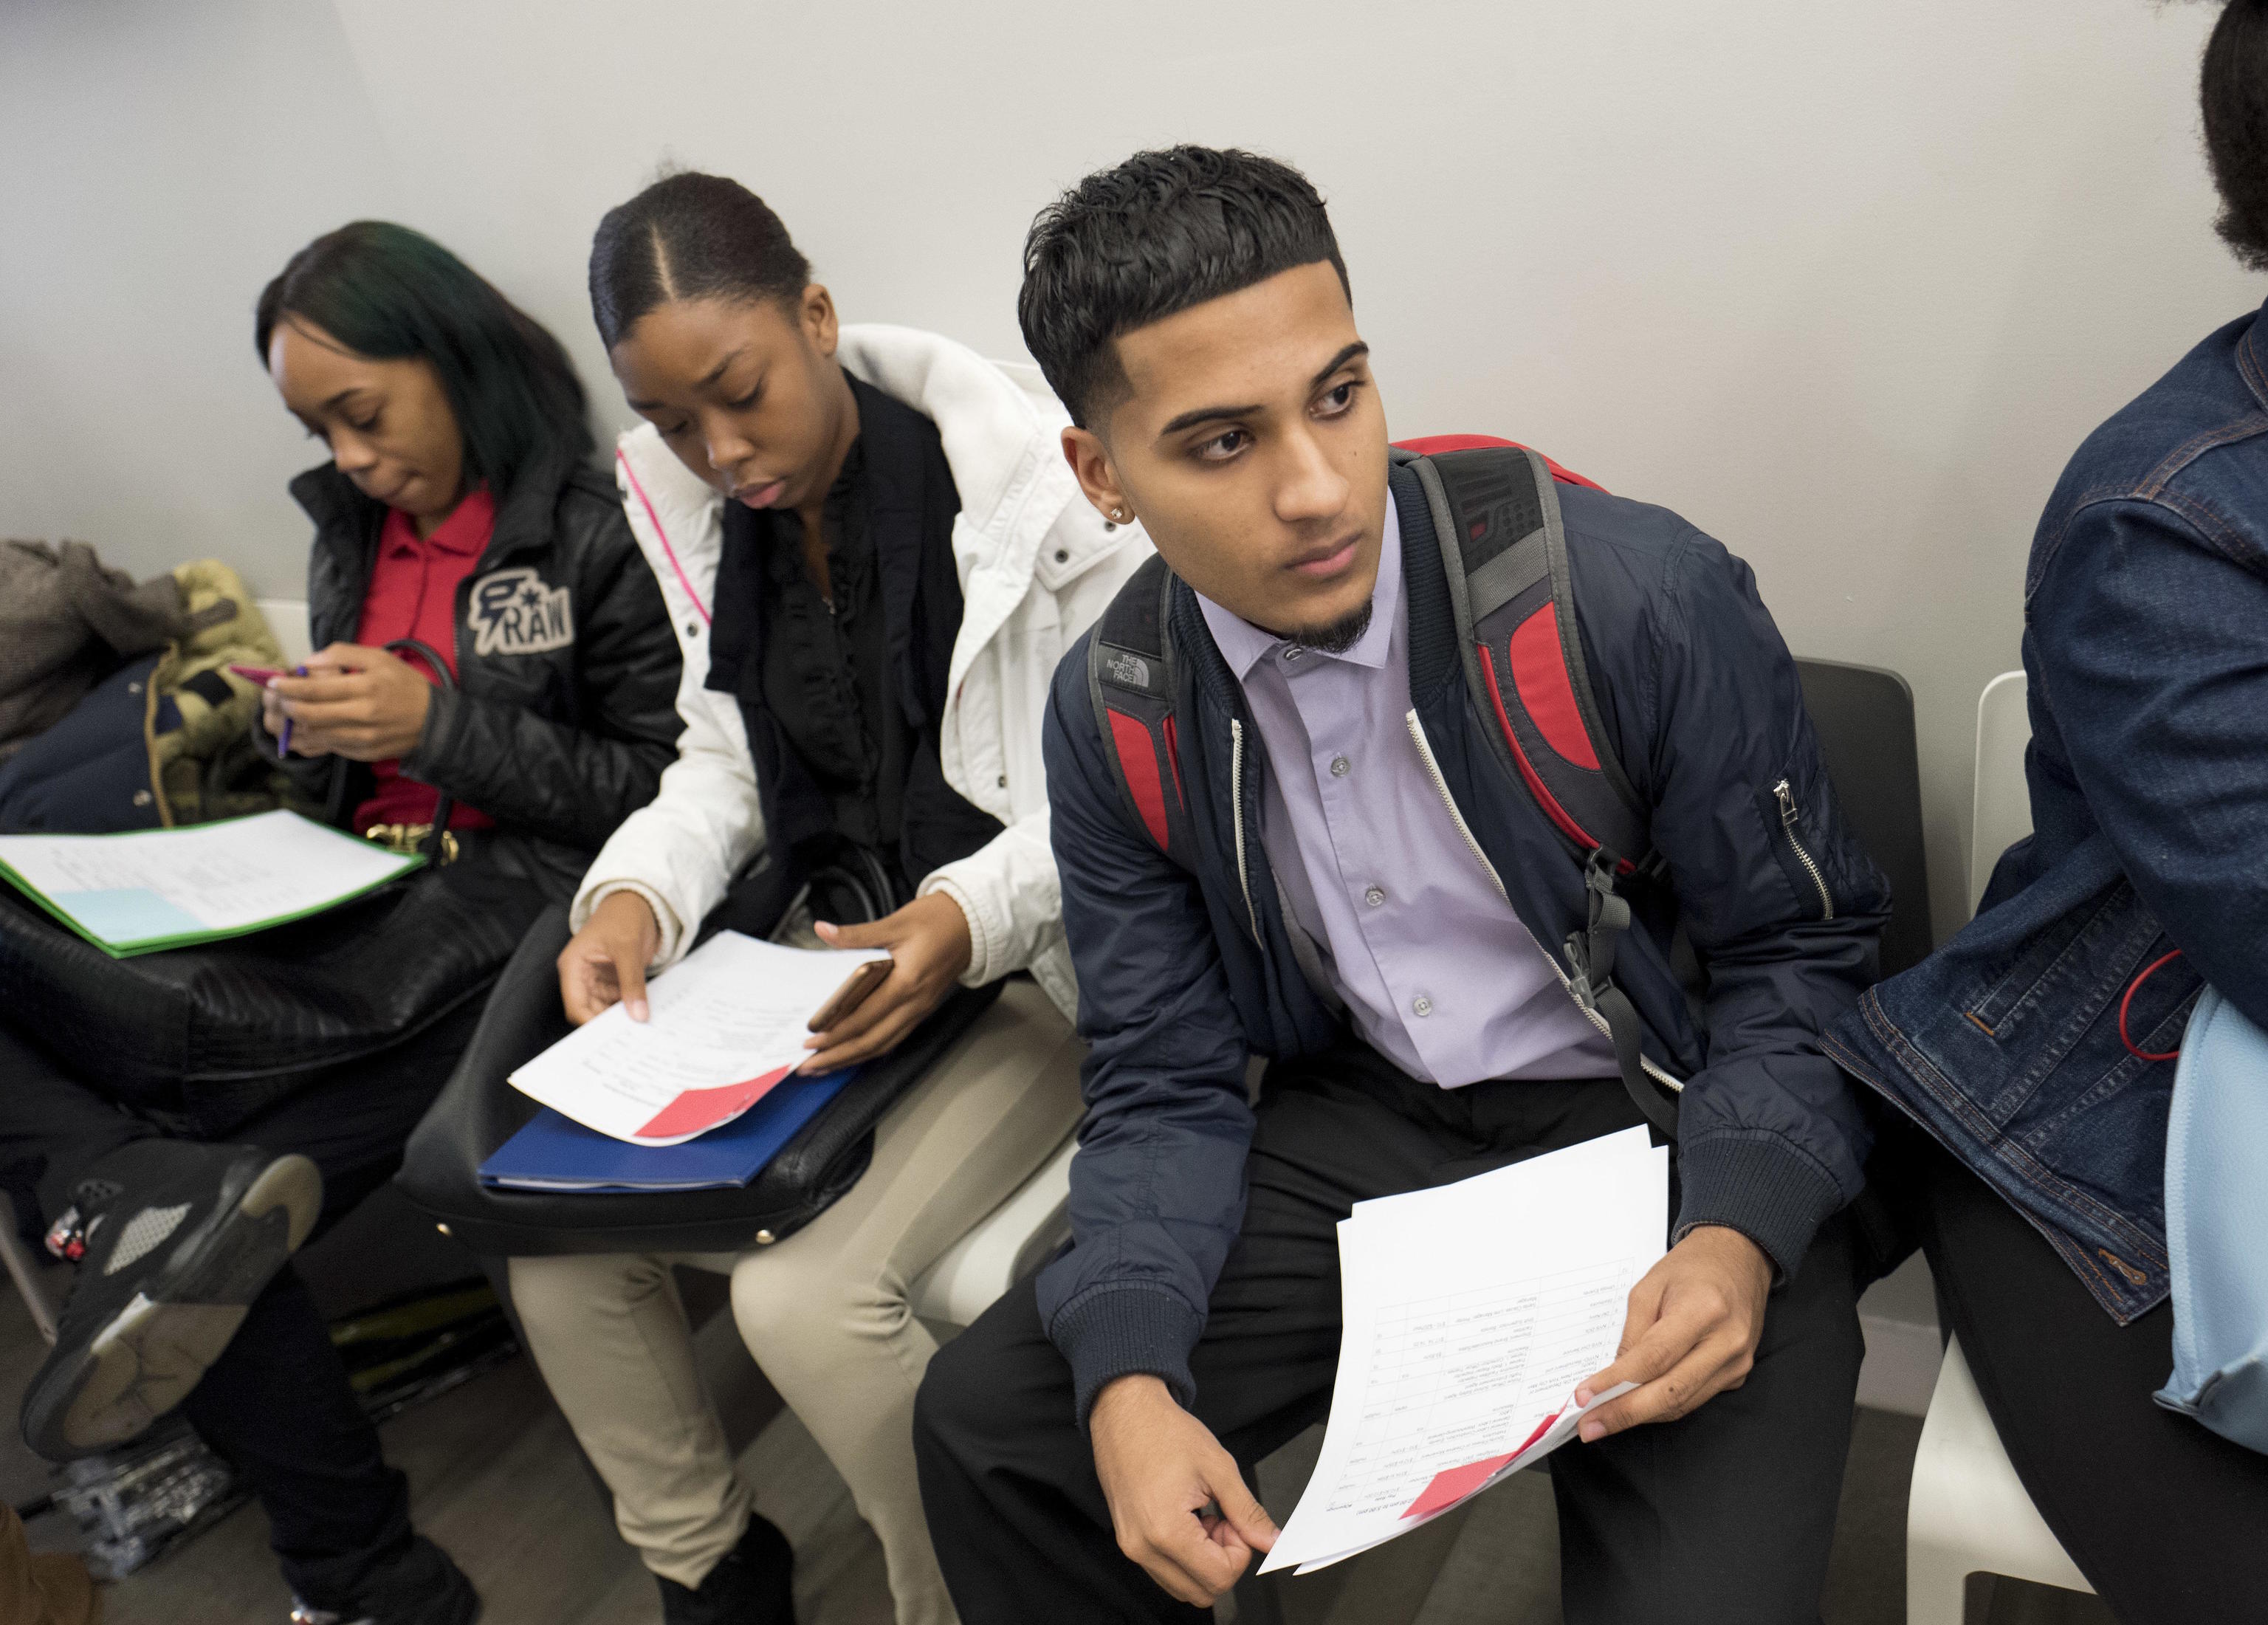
[{"xmin": 2157, "ymin": 985, "xmax": 2268, "ymax": 1452}]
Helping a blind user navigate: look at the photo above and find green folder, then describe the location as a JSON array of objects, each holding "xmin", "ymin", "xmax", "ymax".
[{"xmin": 0, "ymin": 810, "xmax": 424, "ymax": 958}]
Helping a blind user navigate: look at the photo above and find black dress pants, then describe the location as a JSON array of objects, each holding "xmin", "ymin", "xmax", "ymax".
[
  {"xmin": 915, "ymin": 1044, "xmax": 1866, "ymax": 1625},
  {"xmin": 0, "ymin": 1000, "xmax": 481, "ymax": 1606},
  {"xmin": 1903, "ymin": 1125, "xmax": 2268, "ymax": 1624}
]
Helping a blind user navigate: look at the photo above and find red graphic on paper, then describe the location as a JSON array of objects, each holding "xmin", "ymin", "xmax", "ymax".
[
  {"xmin": 1401, "ymin": 1406, "xmax": 1564, "ymax": 1522},
  {"xmin": 634, "ymin": 1063, "xmax": 794, "ymax": 1141}
]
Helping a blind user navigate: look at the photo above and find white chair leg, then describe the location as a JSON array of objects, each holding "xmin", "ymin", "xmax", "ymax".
[
  {"xmin": 0, "ymin": 1220, "xmax": 58, "ymax": 1344},
  {"xmin": 1905, "ymin": 1536, "xmax": 1971, "ymax": 1625}
]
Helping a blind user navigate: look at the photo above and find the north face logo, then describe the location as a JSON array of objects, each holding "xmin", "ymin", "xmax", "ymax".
[
  {"xmin": 470, "ymin": 568, "xmax": 574, "ymax": 657},
  {"xmin": 1107, "ymin": 649, "xmax": 1152, "ymax": 690}
]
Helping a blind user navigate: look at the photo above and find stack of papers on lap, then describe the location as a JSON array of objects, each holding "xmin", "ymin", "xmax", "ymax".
[
  {"xmin": 1260, "ymin": 1126, "xmax": 1668, "ymax": 1576},
  {"xmin": 506, "ymin": 930, "xmax": 887, "ymax": 1146},
  {"xmin": 479, "ymin": 1068, "xmax": 857, "ymax": 1193},
  {"xmin": 0, "ymin": 808, "xmax": 420, "ymax": 957}
]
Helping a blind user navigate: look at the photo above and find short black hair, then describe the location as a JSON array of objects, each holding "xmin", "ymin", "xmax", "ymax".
[
  {"xmin": 1020, "ymin": 146, "xmax": 1348, "ymax": 428},
  {"xmin": 2205, "ymin": 0, "xmax": 2268, "ymax": 269},
  {"xmin": 588, "ymin": 171, "xmax": 812, "ymax": 351},
  {"xmin": 255, "ymin": 221, "xmax": 593, "ymax": 492}
]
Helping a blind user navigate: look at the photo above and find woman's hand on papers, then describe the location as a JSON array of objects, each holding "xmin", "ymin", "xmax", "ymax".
[
  {"xmin": 265, "ymin": 643, "xmax": 432, "ymax": 760},
  {"xmin": 1572, "ymin": 1224, "xmax": 1772, "ymax": 1443},
  {"xmin": 1090, "ymin": 1375, "xmax": 1279, "ymax": 1607},
  {"xmin": 802, "ymin": 893, "xmax": 973, "ymax": 1071},
  {"xmin": 557, "ymin": 889, "xmax": 664, "ymax": 1024}
]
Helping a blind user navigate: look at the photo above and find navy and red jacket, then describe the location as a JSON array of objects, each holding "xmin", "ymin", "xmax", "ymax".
[{"xmin": 1037, "ymin": 453, "xmax": 1889, "ymax": 1422}]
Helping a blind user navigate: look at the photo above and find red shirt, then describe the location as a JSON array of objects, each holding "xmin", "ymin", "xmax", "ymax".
[{"xmin": 351, "ymin": 490, "xmax": 499, "ymax": 833}]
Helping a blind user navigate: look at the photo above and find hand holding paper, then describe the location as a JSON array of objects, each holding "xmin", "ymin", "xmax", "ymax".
[
  {"xmin": 1258, "ymin": 1127, "xmax": 1671, "ymax": 1576},
  {"xmin": 509, "ymin": 931, "xmax": 888, "ymax": 1144},
  {"xmin": 1573, "ymin": 1223, "xmax": 1773, "ymax": 1443}
]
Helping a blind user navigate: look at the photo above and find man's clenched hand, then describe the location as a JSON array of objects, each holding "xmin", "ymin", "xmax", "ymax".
[{"xmin": 1089, "ymin": 1375, "xmax": 1278, "ymax": 1607}]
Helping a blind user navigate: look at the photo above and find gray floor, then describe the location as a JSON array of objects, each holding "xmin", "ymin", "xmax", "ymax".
[{"xmin": 2, "ymin": 1196, "xmax": 2117, "ymax": 1625}]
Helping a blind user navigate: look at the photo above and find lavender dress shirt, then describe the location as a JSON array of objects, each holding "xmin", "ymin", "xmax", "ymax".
[{"xmin": 1195, "ymin": 494, "xmax": 1619, "ymax": 1088}]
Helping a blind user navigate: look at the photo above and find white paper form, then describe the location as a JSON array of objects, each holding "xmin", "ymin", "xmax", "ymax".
[
  {"xmin": 0, "ymin": 809, "xmax": 420, "ymax": 954},
  {"xmin": 1261, "ymin": 1128, "xmax": 1667, "ymax": 1574},
  {"xmin": 508, "ymin": 930, "xmax": 888, "ymax": 1145}
]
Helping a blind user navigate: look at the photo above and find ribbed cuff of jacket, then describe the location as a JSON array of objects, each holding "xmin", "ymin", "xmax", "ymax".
[
  {"xmin": 1051, "ymin": 1285, "xmax": 1206, "ymax": 1429},
  {"xmin": 1672, "ymin": 1130, "xmax": 1846, "ymax": 1283},
  {"xmin": 918, "ymin": 872, "xmax": 1000, "ymax": 989}
]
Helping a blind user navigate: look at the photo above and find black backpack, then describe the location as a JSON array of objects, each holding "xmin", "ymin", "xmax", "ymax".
[{"xmin": 1086, "ymin": 436, "xmax": 1682, "ymax": 1135}]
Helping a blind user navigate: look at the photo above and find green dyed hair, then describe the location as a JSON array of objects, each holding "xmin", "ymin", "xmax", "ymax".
[{"xmin": 255, "ymin": 221, "xmax": 592, "ymax": 492}]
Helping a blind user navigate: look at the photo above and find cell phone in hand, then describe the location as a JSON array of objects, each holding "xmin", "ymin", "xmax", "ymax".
[
  {"xmin": 808, "ymin": 957, "xmax": 892, "ymax": 1033},
  {"xmin": 227, "ymin": 663, "xmax": 287, "ymax": 684}
]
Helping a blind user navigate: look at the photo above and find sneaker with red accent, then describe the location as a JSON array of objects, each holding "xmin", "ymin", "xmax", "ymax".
[{"xmin": 18, "ymin": 1140, "xmax": 322, "ymax": 1461}]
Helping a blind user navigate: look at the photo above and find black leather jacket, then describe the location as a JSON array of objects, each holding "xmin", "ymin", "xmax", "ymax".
[{"xmin": 272, "ymin": 449, "xmax": 682, "ymax": 893}]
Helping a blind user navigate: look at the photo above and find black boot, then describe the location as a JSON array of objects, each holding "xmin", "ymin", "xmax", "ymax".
[
  {"xmin": 287, "ymin": 1534, "xmax": 480, "ymax": 1625},
  {"xmin": 21, "ymin": 1140, "xmax": 322, "ymax": 1460},
  {"xmin": 657, "ymin": 1513, "xmax": 796, "ymax": 1625}
]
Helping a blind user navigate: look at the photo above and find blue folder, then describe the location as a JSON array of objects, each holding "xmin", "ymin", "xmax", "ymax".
[{"xmin": 478, "ymin": 1068, "xmax": 856, "ymax": 1193}]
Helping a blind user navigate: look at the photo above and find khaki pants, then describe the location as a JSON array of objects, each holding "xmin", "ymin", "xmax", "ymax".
[
  {"xmin": 510, "ymin": 979, "xmax": 1082, "ymax": 1625},
  {"xmin": 0, "ymin": 1505, "xmax": 97, "ymax": 1625}
]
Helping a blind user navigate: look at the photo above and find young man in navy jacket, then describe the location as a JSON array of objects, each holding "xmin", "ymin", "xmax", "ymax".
[{"xmin": 913, "ymin": 146, "xmax": 1889, "ymax": 1624}]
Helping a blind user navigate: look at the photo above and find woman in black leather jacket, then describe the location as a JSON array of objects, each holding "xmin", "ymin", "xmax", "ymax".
[
  {"xmin": 1, "ymin": 223, "xmax": 680, "ymax": 1625},
  {"xmin": 259, "ymin": 221, "xmax": 681, "ymax": 890}
]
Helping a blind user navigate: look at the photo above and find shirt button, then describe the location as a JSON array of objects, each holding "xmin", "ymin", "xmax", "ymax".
[
  {"xmin": 1054, "ymin": 548, "xmax": 1071, "ymax": 563},
  {"xmin": 1412, "ymin": 995, "xmax": 1434, "ymax": 1018},
  {"xmin": 1283, "ymin": 646, "xmax": 1304, "ymax": 663},
  {"xmin": 1330, "ymin": 756, "xmax": 1350, "ymax": 778},
  {"xmin": 997, "ymin": 774, "xmax": 1008, "ymax": 789},
  {"xmin": 1366, "ymin": 885, "xmax": 1386, "ymax": 907}
]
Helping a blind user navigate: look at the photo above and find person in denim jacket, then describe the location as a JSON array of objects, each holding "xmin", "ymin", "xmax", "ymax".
[{"xmin": 1824, "ymin": 4, "xmax": 2268, "ymax": 1616}]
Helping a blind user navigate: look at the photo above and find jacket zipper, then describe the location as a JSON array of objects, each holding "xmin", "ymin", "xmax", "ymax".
[
  {"xmin": 1773, "ymin": 778, "xmax": 1834, "ymax": 920},
  {"xmin": 1404, "ymin": 711, "xmax": 1683, "ymax": 1093},
  {"xmin": 1228, "ymin": 719, "xmax": 1261, "ymax": 941}
]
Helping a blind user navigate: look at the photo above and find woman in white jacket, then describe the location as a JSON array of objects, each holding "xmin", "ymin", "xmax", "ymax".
[{"xmin": 507, "ymin": 174, "xmax": 1147, "ymax": 1625}]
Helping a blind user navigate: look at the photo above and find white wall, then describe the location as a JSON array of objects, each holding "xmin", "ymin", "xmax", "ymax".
[{"xmin": 1, "ymin": 0, "xmax": 2255, "ymax": 935}]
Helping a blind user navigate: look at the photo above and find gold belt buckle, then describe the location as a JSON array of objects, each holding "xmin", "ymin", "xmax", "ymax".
[{"xmin": 362, "ymin": 822, "xmax": 461, "ymax": 865}]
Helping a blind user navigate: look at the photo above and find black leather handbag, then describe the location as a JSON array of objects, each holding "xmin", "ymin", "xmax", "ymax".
[
  {"xmin": 394, "ymin": 859, "xmax": 999, "ymax": 1257},
  {"xmin": 0, "ymin": 643, "xmax": 551, "ymax": 1138},
  {"xmin": 0, "ymin": 849, "xmax": 545, "ymax": 1139}
]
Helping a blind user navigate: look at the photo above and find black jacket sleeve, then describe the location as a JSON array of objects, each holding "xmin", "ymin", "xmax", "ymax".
[{"xmin": 1634, "ymin": 527, "xmax": 1889, "ymax": 1278}]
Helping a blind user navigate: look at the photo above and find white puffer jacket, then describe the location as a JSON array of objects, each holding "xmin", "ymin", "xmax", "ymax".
[{"xmin": 571, "ymin": 323, "xmax": 1151, "ymax": 1020}]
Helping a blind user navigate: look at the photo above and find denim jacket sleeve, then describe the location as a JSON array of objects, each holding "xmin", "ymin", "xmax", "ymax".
[
  {"xmin": 1637, "ymin": 529, "xmax": 1889, "ymax": 1277},
  {"xmin": 1032, "ymin": 654, "xmax": 1256, "ymax": 1424},
  {"xmin": 2027, "ymin": 498, "xmax": 2268, "ymax": 1031}
]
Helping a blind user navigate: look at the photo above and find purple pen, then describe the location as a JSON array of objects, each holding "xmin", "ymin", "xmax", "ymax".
[{"xmin": 276, "ymin": 664, "xmax": 309, "ymax": 755}]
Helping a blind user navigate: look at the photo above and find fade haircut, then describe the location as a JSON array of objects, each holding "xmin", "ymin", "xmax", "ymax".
[
  {"xmin": 2205, "ymin": 0, "xmax": 2268, "ymax": 270},
  {"xmin": 1019, "ymin": 146, "xmax": 1349, "ymax": 429},
  {"xmin": 588, "ymin": 171, "xmax": 812, "ymax": 351}
]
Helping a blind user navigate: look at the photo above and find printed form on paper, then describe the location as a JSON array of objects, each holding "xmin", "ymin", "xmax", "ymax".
[
  {"xmin": 1260, "ymin": 1126, "xmax": 1667, "ymax": 1574},
  {"xmin": 506, "ymin": 930, "xmax": 888, "ymax": 1146}
]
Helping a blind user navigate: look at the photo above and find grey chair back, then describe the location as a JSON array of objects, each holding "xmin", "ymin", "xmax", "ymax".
[{"xmin": 1794, "ymin": 659, "xmax": 1933, "ymax": 978}]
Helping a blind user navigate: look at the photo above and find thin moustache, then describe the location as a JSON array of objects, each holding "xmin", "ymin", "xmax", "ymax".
[{"xmin": 1284, "ymin": 530, "xmax": 1364, "ymax": 568}]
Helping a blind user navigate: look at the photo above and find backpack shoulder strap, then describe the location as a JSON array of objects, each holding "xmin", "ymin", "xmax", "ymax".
[
  {"xmin": 1396, "ymin": 441, "xmax": 1654, "ymax": 876},
  {"xmin": 1087, "ymin": 552, "xmax": 1198, "ymax": 870},
  {"xmin": 1395, "ymin": 438, "xmax": 1680, "ymax": 1134}
]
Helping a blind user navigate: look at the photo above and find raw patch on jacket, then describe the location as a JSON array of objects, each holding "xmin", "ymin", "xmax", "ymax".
[{"xmin": 470, "ymin": 568, "xmax": 574, "ymax": 656}]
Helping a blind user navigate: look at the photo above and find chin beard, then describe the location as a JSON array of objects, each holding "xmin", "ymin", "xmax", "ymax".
[{"xmin": 1282, "ymin": 599, "xmax": 1375, "ymax": 656}]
